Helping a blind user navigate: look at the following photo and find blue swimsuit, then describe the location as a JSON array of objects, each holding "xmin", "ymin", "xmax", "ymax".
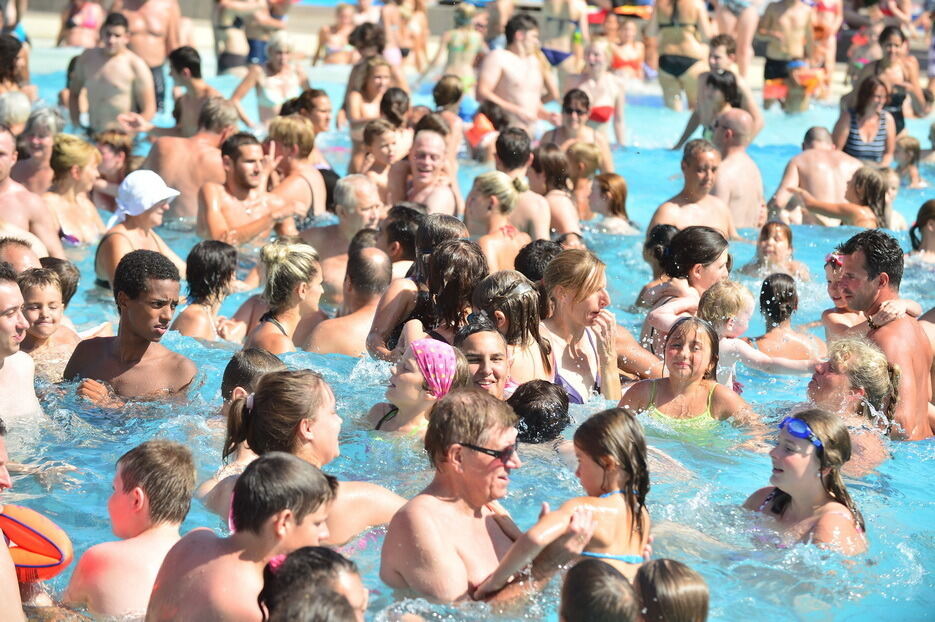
[{"xmin": 578, "ymin": 490, "xmax": 645, "ymax": 565}]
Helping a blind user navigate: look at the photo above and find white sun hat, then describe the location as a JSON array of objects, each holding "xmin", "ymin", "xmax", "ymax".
[{"xmin": 108, "ymin": 170, "xmax": 181, "ymax": 227}]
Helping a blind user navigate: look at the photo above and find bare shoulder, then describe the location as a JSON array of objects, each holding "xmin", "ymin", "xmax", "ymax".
[
  {"xmin": 743, "ymin": 486, "xmax": 774, "ymax": 511},
  {"xmin": 366, "ymin": 401, "xmax": 392, "ymax": 425}
]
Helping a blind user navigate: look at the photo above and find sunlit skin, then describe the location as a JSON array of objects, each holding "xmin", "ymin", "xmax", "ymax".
[
  {"xmin": 21, "ymin": 284, "xmax": 69, "ymax": 345},
  {"xmin": 460, "ymin": 331, "xmax": 509, "ymax": 398},
  {"xmin": 665, "ymin": 326, "xmax": 715, "ymax": 382}
]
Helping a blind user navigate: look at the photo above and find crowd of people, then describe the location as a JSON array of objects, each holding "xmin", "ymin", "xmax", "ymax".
[{"xmin": 0, "ymin": 0, "xmax": 934, "ymax": 620}]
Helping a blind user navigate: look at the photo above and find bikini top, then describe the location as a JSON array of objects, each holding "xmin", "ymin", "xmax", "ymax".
[
  {"xmin": 579, "ymin": 489, "xmax": 645, "ymax": 565},
  {"xmin": 552, "ymin": 328, "xmax": 601, "ymax": 405},
  {"xmin": 375, "ymin": 405, "xmax": 398, "ymax": 430},
  {"xmin": 259, "ymin": 311, "xmax": 288, "ymax": 336},
  {"xmin": 659, "ymin": 0, "xmax": 696, "ymax": 30},
  {"xmin": 645, "ymin": 381, "xmax": 719, "ymax": 430},
  {"xmin": 589, "ymin": 105, "xmax": 614, "ymax": 124}
]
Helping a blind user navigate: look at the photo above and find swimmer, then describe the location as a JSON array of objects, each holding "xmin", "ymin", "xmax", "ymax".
[
  {"xmin": 710, "ymin": 108, "xmax": 766, "ymax": 229},
  {"xmin": 361, "ymin": 119, "xmax": 398, "ymax": 205},
  {"xmin": 170, "ymin": 241, "xmax": 244, "ymax": 342},
  {"xmin": 64, "ymin": 250, "xmax": 197, "ymax": 403},
  {"xmin": 474, "ymin": 407, "xmax": 650, "ymax": 595},
  {"xmin": 757, "ymin": 0, "xmax": 814, "ymax": 113},
  {"xmin": 589, "ymin": 173, "xmax": 639, "ymax": 236},
  {"xmin": 893, "ymin": 135, "xmax": 927, "ymax": 189},
  {"xmin": 561, "ymin": 559, "xmax": 640, "ymax": 622},
  {"xmin": 566, "ymin": 142, "xmax": 601, "ymax": 222},
  {"xmin": 743, "ymin": 409, "xmax": 867, "ymax": 555},
  {"xmin": 539, "ymin": 89, "xmax": 614, "ymax": 174},
  {"xmin": 389, "ymin": 130, "xmax": 458, "ymax": 216},
  {"xmin": 635, "ymin": 225, "xmax": 681, "ymax": 309},
  {"xmin": 465, "ymin": 171, "xmax": 531, "ymax": 272},
  {"xmin": 0, "ymin": 263, "xmax": 41, "ymax": 420},
  {"xmin": 346, "ymin": 56, "xmax": 391, "ymax": 173},
  {"xmin": 908, "ymin": 200, "xmax": 935, "ymax": 263},
  {"xmin": 375, "ymin": 203, "xmax": 423, "ymax": 279},
  {"xmin": 495, "ymin": 128, "xmax": 551, "ymax": 241},
  {"xmin": 146, "ymin": 453, "xmax": 336, "ymax": 622},
  {"xmin": 43, "ymin": 134, "xmax": 106, "ymax": 245},
  {"xmin": 749, "ymin": 273, "xmax": 827, "ymax": 361},
  {"xmin": 17, "ymin": 268, "xmax": 81, "ymax": 383},
  {"xmin": 454, "ymin": 318, "xmax": 511, "ymax": 399},
  {"xmin": 508, "ymin": 379, "xmax": 571, "ymax": 444},
  {"xmin": 788, "ymin": 165, "xmax": 888, "ymax": 229},
  {"xmin": 738, "ymin": 221, "xmax": 809, "ymax": 280},
  {"xmin": 119, "ymin": 0, "xmax": 182, "ymax": 115},
  {"xmin": 267, "ymin": 114, "xmax": 328, "ymax": 229},
  {"xmin": 231, "ymin": 32, "xmax": 309, "ymax": 128},
  {"xmin": 635, "ymin": 559, "xmax": 709, "ymax": 622},
  {"xmin": 11, "ymin": 107, "xmax": 65, "ymax": 195},
  {"xmin": 63, "ymin": 441, "xmax": 195, "ymax": 618},
  {"xmin": 529, "ymin": 144, "xmax": 580, "ymax": 236}
]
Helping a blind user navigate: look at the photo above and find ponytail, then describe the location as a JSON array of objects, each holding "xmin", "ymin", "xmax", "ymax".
[
  {"xmin": 823, "ymin": 470, "xmax": 866, "ymax": 532},
  {"xmin": 881, "ymin": 363, "xmax": 901, "ymax": 430},
  {"xmin": 223, "ymin": 396, "xmax": 252, "ymax": 461},
  {"xmin": 909, "ymin": 222, "xmax": 923, "ymax": 251}
]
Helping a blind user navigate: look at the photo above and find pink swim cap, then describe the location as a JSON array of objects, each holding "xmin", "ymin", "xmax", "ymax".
[{"xmin": 410, "ymin": 338, "xmax": 458, "ymax": 398}]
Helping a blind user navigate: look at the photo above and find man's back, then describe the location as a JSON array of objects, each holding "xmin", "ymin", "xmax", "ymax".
[
  {"xmin": 871, "ymin": 317, "xmax": 934, "ymax": 440},
  {"xmin": 796, "ymin": 149, "xmax": 860, "ymax": 203},
  {"xmin": 144, "ymin": 136, "xmax": 223, "ymax": 221},
  {"xmin": 650, "ymin": 194, "xmax": 732, "ymax": 239},
  {"xmin": 509, "ymin": 190, "xmax": 550, "ymax": 240},
  {"xmin": 304, "ymin": 308, "xmax": 374, "ymax": 356},
  {"xmin": 712, "ymin": 151, "xmax": 764, "ymax": 229}
]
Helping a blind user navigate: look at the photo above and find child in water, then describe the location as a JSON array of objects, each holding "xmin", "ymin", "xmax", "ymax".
[
  {"xmin": 17, "ymin": 268, "xmax": 80, "ymax": 382},
  {"xmin": 894, "ymin": 135, "xmax": 928, "ymax": 189},
  {"xmin": 473, "ymin": 407, "xmax": 650, "ymax": 597},
  {"xmin": 738, "ymin": 221, "xmax": 809, "ymax": 281}
]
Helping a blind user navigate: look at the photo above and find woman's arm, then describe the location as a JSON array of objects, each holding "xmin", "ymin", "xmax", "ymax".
[
  {"xmin": 725, "ymin": 337, "xmax": 816, "ymax": 374},
  {"xmin": 788, "ymin": 187, "xmax": 868, "ymax": 224},
  {"xmin": 312, "ymin": 26, "xmax": 327, "ymax": 66},
  {"xmin": 229, "ymin": 66, "xmax": 260, "ymax": 127},
  {"xmin": 613, "ymin": 79, "xmax": 627, "ymax": 147},
  {"xmin": 617, "ymin": 378, "xmax": 652, "ymax": 414},
  {"xmin": 645, "ymin": 294, "xmax": 698, "ymax": 332},
  {"xmin": 831, "ymin": 109, "xmax": 850, "ymax": 151},
  {"xmin": 366, "ymin": 278, "xmax": 419, "ymax": 360},
  {"xmin": 880, "ymin": 111, "xmax": 895, "ymax": 166}
]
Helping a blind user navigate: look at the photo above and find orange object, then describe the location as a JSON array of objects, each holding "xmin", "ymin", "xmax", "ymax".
[
  {"xmin": 0, "ymin": 505, "xmax": 74, "ymax": 582},
  {"xmin": 764, "ymin": 79, "xmax": 789, "ymax": 100},
  {"xmin": 793, "ymin": 68, "xmax": 823, "ymax": 94},
  {"xmin": 614, "ymin": 5, "xmax": 653, "ymax": 19},
  {"xmin": 465, "ymin": 113, "xmax": 495, "ymax": 149}
]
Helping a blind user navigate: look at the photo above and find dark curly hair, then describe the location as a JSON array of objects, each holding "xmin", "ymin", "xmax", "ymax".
[
  {"xmin": 112, "ymin": 250, "xmax": 180, "ymax": 306},
  {"xmin": 838, "ymin": 228, "xmax": 903, "ymax": 290}
]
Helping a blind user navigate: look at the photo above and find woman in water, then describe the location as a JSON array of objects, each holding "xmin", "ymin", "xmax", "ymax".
[
  {"xmin": 908, "ymin": 200, "xmax": 935, "ymax": 263},
  {"xmin": 739, "ymin": 221, "xmax": 809, "ymax": 280},
  {"xmin": 606, "ymin": 16, "xmax": 645, "ymax": 80},
  {"xmin": 744, "ymin": 409, "xmax": 867, "ymax": 555},
  {"xmin": 12, "ymin": 107, "xmax": 65, "ymax": 194},
  {"xmin": 94, "ymin": 170, "xmax": 186, "ymax": 288},
  {"xmin": 312, "ymin": 3, "xmax": 359, "ymax": 65},
  {"xmin": 539, "ymin": 89, "xmax": 613, "ymax": 173},
  {"xmin": 472, "ymin": 270, "xmax": 553, "ymax": 385},
  {"xmin": 170, "ymin": 241, "xmax": 244, "ymax": 342},
  {"xmin": 43, "ymin": 134, "xmax": 105, "ymax": 245},
  {"xmin": 243, "ymin": 239, "xmax": 323, "ymax": 354},
  {"xmin": 292, "ymin": 88, "xmax": 337, "ymax": 172},
  {"xmin": 542, "ymin": 249, "xmax": 621, "ymax": 403},
  {"xmin": 789, "ymin": 165, "xmax": 888, "ymax": 229},
  {"xmin": 749, "ymin": 273, "xmax": 827, "ymax": 361},
  {"xmin": 230, "ymin": 31, "xmax": 309, "ymax": 128},
  {"xmin": 57, "ymin": 0, "xmax": 105, "ymax": 48},
  {"xmin": 622, "ymin": 316, "xmax": 757, "ymax": 429},
  {"xmin": 832, "ymin": 77, "xmax": 895, "ymax": 165},
  {"xmin": 529, "ymin": 143, "xmax": 581, "ymax": 236},
  {"xmin": 476, "ymin": 407, "xmax": 650, "ymax": 598},
  {"xmin": 589, "ymin": 172, "xmax": 639, "ymax": 235},
  {"xmin": 635, "ymin": 224, "xmax": 680, "ymax": 308},
  {"xmin": 367, "ymin": 338, "xmax": 471, "ymax": 434},
  {"xmin": 567, "ymin": 39, "xmax": 627, "ymax": 148},
  {"xmin": 218, "ymin": 369, "xmax": 406, "ymax": 545},
  {"xmin": 454, "ymin": 319, "xmax": 511, "ymax": 398},
  {"xmin": 347, "ymin": 56, "xmax": 392, "ymax": 173},
  {"xmin": 649, "ymin": 0, "xmax": 713, "ymax": 110},
  {"xmin": 418, "ymin": 4, "xmax": 484, "ymax": 95},
  {"xmin": 464, "ymin": 170, "xmax": 531, "ymax": 272}
]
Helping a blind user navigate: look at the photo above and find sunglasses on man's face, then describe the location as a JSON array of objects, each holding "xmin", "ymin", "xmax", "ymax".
[{"xmin": 459, "ymin": 441, "xmax": 519, "ymax": 463}]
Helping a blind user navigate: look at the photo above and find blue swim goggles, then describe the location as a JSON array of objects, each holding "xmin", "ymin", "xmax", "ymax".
[{"xmin": 778, "ymin": 417, "xmax": 823, "ymax": 449}]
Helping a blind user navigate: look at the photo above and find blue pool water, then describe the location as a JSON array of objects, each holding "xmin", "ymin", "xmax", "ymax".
[{"xmin": 13, "ymin": 46, "xmax": 935, "ymax": 620}]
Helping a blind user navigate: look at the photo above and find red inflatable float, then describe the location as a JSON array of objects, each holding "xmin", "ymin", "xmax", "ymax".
[{"xmin": 0, "ymin": 504, "xmax": 73, "ymax": 581}]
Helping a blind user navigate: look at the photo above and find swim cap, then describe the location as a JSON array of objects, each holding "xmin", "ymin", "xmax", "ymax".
[{"xmin": 410, "ymin": 338, "xmax": 457, "ymax": 399}]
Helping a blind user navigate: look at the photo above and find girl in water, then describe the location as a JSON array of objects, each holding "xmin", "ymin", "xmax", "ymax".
[
  {"xmin": 454, "ymin": 318, "xmax": 511, "ymax": 398},
  {"xmin": 749, "ymin": 273, "xmax": 827, "ymax": 361},
  {"xmin": 367, "ymin": 338, "xmax": 471, "ymax": 434},
  {"xmin": 744, "ymin": 409, "xmax": 867, "ymax": 555},
  {"xmin": 530, "ymin": 143, "xmax": 581, "ymax": 236},
  {"xmin": 347, "ymin": 56, "xmax": 392, "ymax": 173},
  {"xmin": 43, "ymin": 134, "xmax": 105, "ymax": 245},
  {"xmin": 464, "ymin": 171, "xmax": 531, "ymax": 272},
  {"xmin": 472, "ymin": 270, "xmax": 553, "ymax": 385},
  {"xmin": 893, "ymin": 135, "xmax": 927, "ymax": 189},
  {"xmin": 908, "ymin": 200, "xmax": 935, "ymax": 263},
  {"xmin": 589, "ymin": 172, "xmax": 639, "ymax": 235},
  {"xmin": 473, "ymin": 407, "xmax": 650, "ymax": 597},
  {"xmin": 635, "ymin": 224, "xmax": 680, "ymax": 308},
  {"xmin": 622, "ymin": 317, "xmax": 757, "ymax": 430},
  {"xmin": 738, "ymin": 221, "xmax": 809, "ymax": 280},
  {"xmin": 230, "ymin": 32, "xmax": 309, "ymax": 128},
  {"xmin": 789, "ymin": 165, "xmax": 889, "ymax": 229},
  {"xmin": 171, "ymin": 241, "xmax": 244, "ymax": 342}
]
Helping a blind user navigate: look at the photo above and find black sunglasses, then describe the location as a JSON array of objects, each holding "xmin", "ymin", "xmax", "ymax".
[
  {"xmin": 459, "ymin": 441, "xmax": 519, "ymax": 463},
  {"xmin": 563, "ymin": 106, "xmax": 588, "ymax": 116}
]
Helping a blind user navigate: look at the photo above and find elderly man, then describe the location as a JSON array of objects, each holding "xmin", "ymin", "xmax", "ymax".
[
  {"xmin": 301, "ymin": 174, "xmax": 382, "ymax": 307},
  {"xmin": 648, "ymin": 139, "xmax": 739, "ymax": 240},
  {"xmin": 142, "ymin": 97, "xmax": 238, "ymax": 222},
  {"xmin": 711, "ymin": 108, "xmax": 766, "ymax": 229},
  {"xmin": 381, "ymin": 389, "xmax": 593, "ymax": 603},
  {"xmin": 388, "ymin": 130, "xmax": 459, "ymax": 216},
  {"xmin": 770, "ymin": 127, "xmax": 862, "ymax": 226}
]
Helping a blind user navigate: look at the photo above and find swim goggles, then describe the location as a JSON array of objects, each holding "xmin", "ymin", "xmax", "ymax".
[
  {"xmin": 459, "ymin": 442, "xmax": 519, "ymax": 464},
  {"xmin": 778, "ymin": 417, "xmax": 823, "ymax": 449}
]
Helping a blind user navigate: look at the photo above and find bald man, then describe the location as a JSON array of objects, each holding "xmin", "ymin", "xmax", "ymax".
[
  {"xmin": 0, "ymin": 238, "xmax": 40, "ymax": 273},
  {"xmin": 769, "ymin": 126, "xmax": 862, "ymax": 226},
  {"xmin": 711, "ymin": 108, "xmax": 766, "ymax": 230}
]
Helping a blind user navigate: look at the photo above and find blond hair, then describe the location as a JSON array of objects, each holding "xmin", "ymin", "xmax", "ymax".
[
  {"xmin": 827, "ymin": 338, "xmax": 900, "ymax": 426},
  {"xmin": 472, "ymin": 170, "xmax": 526, "ymax": 214},
  {"xmin": 544, "ymin": 249, "xmax": 606, "ymax": 303},
  {"xmin": 260, "ymin": 239, "xmax": 321, "ymax": 313},
  {"xmin": 50, "ymin": 134, "xmax": 100, "ymax": 181},
  {"xmin": 697, "ymin": 280, "xmax": 752, "ymax": 328},
  {"xmin": 268, "ymin": 114, "xmax": 316, "ymax": 159},
  {"xmin": 567, "ymin": 142, "xmax": 602, "ymax": 178},
  {"xmin": 267, "ymin": 31, "xmax": 294, "ymax": 54},
  {"xmin": 636, "ymin": 559, "xmax": 709, "ymax": 622},
  {"xmin": 896, "ymin": 134, "xmax": 921, "ymax": 166}
]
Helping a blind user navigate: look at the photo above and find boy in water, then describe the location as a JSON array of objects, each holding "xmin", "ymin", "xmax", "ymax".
[
  {"xmin": 63, "ymin": 440, "xmax": 196, "ymax": 619},
  {"xmin": 361, "ymin": 119, "xmax": 397, "ymax": 204},
  {"xmin": 17, "ymin": 268, "xmax": 80, "ymax": 382}
]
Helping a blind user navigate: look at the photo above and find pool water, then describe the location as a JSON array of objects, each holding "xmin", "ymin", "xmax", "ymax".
[{"xmin": 13, "ymin": 46, "xmax": 935, "ymax": 620}]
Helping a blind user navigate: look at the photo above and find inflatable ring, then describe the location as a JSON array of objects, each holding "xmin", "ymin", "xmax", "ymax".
[{"xmin": 0, "ymin": 505, "xmax": 73, "ymax": 582}]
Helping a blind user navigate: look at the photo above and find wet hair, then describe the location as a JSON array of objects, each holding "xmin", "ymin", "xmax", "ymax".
[
  {"xmin": 268, "ymin": 115, "xmax": 316, "ymax": 159},
  {"xmin": 563, "ymin": 88, "xmax": 590, "ymax": 111},
  {"xmin": 472, "ymin": 170, "xmax": 526, "ymax": 214},
  {"xmin": 508, "ymin": 380, "xmax": 569, "ymax": 443},
  {"xmin": 644, "ymin": 224, "xmax": 679, "ymax": 272},
  {"xmin": 495, "ymin": 127, "xmax": 532, "ymax": 171},
  {"xmin": 759, "ymin": 273, "xmax": 797, "ymax": 327},
  {"xmin": 705, "ymin": 69, "xmax": 741, "ymax": 107},
  {"xmin": 664, "ymin": 317, "xmax": 720, "ymax": 380},
  {"xmin": 348, "ymin": 228, "xmax": 377, "ymax": 254},
  {"xmin": 910, "ymin": 200, "xmax": 935, "ymax": 251},
  {"xmin": 198, "ymin": 96, "xmax": 239, "ymax": 133},
  {"xmin": 413, "ymin": 214, "xmax": 468, "ymax": 284},
  {"xmin": 433, "ymin": 74, "xmax": 463, "ymax": 108},
  {"xmin": 758, "ymin": 220, "xmax": 793, "ymax": 249},
  {"xmin": 878, "ymin": 24, "xmax": 906, "ymax": 45},
  {"xmin": 424, "ymin": 388, "xmax": 518, "ymax": 468},
  {"xmin": 766, "ymin": 409, "xmax": 866, "ymax": 532},
  {"xmin": 185, "ymin": 240, "xmax": 237, "ymax": 305},
  {"xmin": 363, "ymin": 118, "xmax": 394, "ymax": 145},
  {"xmin": 561, "ymin": 559, "xmax": 639, "ymax": 622},
  {"xmin": 532, "ymin": 143, "xmax": 570, "ymax": 192},
  {"xmin": 428, "ymin": 239, "xmax": 489, "ymax": 330},
  {"xmin": 635, "ymin": 559, "xmax": 709, "ymax": 622},
  {"xmin": 346, "ymin": 247, "xmax": 391, "ymax": 296},
  {"xmin": 230, "ymin": 452, "xmax": 338, "ymax": 534},
  {"xmin": 380, "ymin": 87, "xmax": 409, "ymax": 128},
  {"xmin": 505, "ymin": 13, "xmax": 539, "ymax": 45},
  {"xmin": 39, "ymin": 257, "xmax": 79, "ymax": 307},
  {"xmin": 383, "ymin": 204, "xmax": 424, "ymax": 260},
  {"xmin": 112, "ymin": 250, "xmax": 180, "ymax": 307},
  {"xmin": 168, "ymin": 46, "xmax": 202, "ymax": 79},
  {"xmin": 50, "ymin": 134, "xmax": 100, "ymax": 181},
  {"xmin": 682, "ymin": 138, "xmax": 718, "ymax": 165},
  {"xmin": 225, "ymin": 370, "xmax": 331, "ymax": 460},
  {"xmin": 660, "ymin": 226, "xmax": 729, "ymax": 281},
  {"xmin": 594, "ymin": 173, "xmax": 630, "ymax": 219},
  {"xmin": 473, "ymin": 270, "xmax": 552, "ymax": 371},
  {"xmin": 349, "ymin": 22, "xmax": 385, "ymax": 52},
  {"xmin": 567, "ymin": 142, "xmax": 602, "ymax": 178},
  {"xmin": 544, "ymin": 249, "xmax": 606, "ymax": 306},
  {"xmin": 16, "ymin": 268, "xmax": 61, "ymax": 299},
  {"xmin": 514, "ymin": 239, "xmax": 562, "ymax": 283},
  {"xmin": 117, "ymin": 440, "xmax": 195, "ymax": 525},
  {"xmin": 0, "ymin": 261, "xmax": 14, "ymax": 285},
  {"xmin": 855, "ymin": 76, "xmax": 888, "ymax": 117},
  {"xmin": 896, "ymin": 134, "xmax": 921, "ymax": 166},
  {"xmin": 260, "ymin": 240, "xmax": 321, "ymax": 314},
  {"xmin": 220, "ymin": 348, "xmax": 286, "ymax": 401},
  {"xmin": 826, "ymin": 338, "xmax": 899, "ymax": 426},
  {"xmin": 838, "ymin": 228, "xmax": 903, "ymax": 290},
  {"xmin": 413, "ymin": 113, "xmax": 449, "ymax": 137},
  {"xmin": 102, "ymin": 12, "xmax": 129, "ymax": 31},
  {"xmin": 24, "ymin": 107, "xmax": 65, "ymax": 139},
  {"xmin": 221, "ymin": 132, "xmax": 262, "ymax": 162},
  {"xmin": 848, "ymin": 166, "xmax": 888, "ymax": 228},
  {"xmin": 574, "ymin": 408, "xmax": 649, "ymax": 537},
  {"xmin": 267, "ymin": 589, "xmax": 355, "ymax": 622},
  {"xmin": 697, "ymin": 280, "xmax": 753, "ymax": 328},
  {"xmin": 477, "ymin": 100, "xmax": 509, "ymax": 132},
  {"xmin": 710, "ymin": 33, "xmax": 736, "ymax": 55},
  {"xmin": 0, "ymin": 35, "xmax": 21, "ymax": 83},
  {"xmin": 259, "ymin": 547, "xmax": 359, "ymax": 622}
]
